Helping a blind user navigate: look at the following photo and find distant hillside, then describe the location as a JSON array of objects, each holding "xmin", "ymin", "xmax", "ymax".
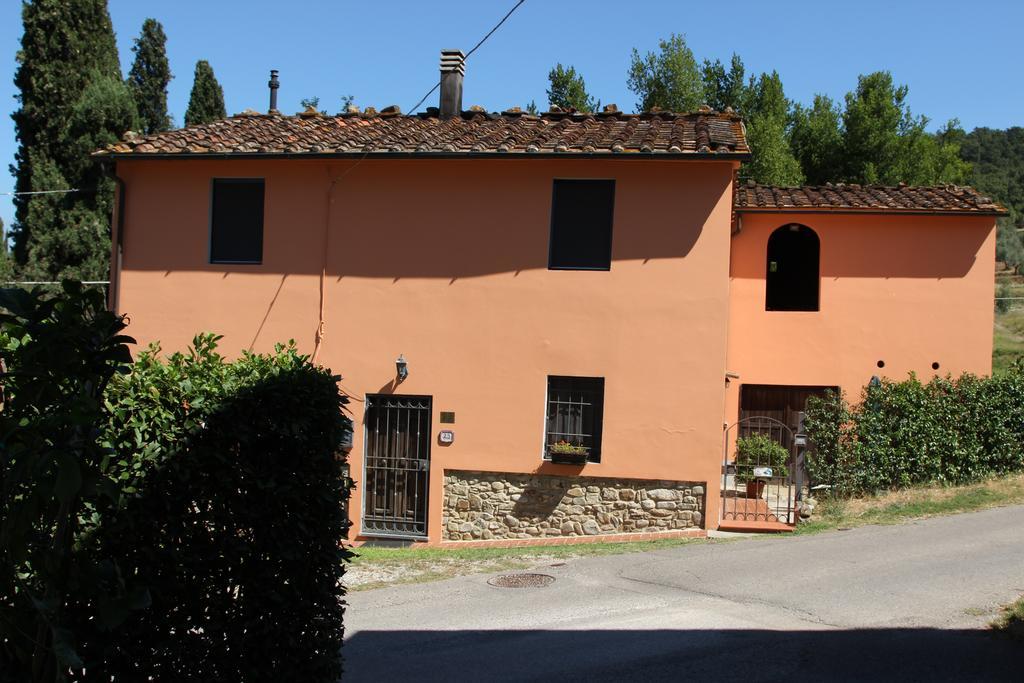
[{"xmin": 961, "ymin": 127, "xmax": 1024, "ymax": 268}]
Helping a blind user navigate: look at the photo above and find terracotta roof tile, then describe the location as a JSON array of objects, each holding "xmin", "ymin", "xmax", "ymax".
[
  {"xmin": 96, "ymin": 109, "xmax": 749, "ymax": 159},
  {"xmin": 734, "ymin": 181, "xmax": 1008, "ymax": 215}
]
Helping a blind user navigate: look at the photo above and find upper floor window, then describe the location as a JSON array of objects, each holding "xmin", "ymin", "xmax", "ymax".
[
  {"xmin": 544, "ymin": 375, "xmax": 604, "ymax": 463},
  {"xmin": 766, "ymin": 224, "xmax": 819, "ymax": 311},
  {"xmin": 210, "ymin": 179, "xmax": 264, "ymax": 264},
  {"xmin": 548, "ymin": 179, "xmax": 615, "ymax": 270}
]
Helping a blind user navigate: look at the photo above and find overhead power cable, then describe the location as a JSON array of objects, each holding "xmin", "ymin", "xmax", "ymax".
[
  {"xmin": 3, "ymin": 281, "xmax": 109, "ymax": 286},
  {"xmin": 406, "ymin": 0, "xmax": 527, "ymax": 114},
  {"xmin": 0, "ymin": 188, "xmax": 81, "ymax": 197}
]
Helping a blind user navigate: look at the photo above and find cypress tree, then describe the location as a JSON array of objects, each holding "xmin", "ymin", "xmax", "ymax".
[
  {"xmin": 11, "ymin": 0, "xmax": 138, "ymax": 280},
  {"xmin": 184, "ymin": 60, "xmax": 226, "ymax": 126},
  {"xmin": 128, "ymin": 18, "xmax": 172, "ymax": 135}
]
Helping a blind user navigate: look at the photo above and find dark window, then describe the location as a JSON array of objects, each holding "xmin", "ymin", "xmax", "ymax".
[
  {"xmin": 544, "ymin": 376, "xmax": 604, "ymax": 462},
  {"xmin": 210, "ymin": 179, "xmax": 264, "ymax": 263},
  {"xmin": 766, "ymin": 224, "xmax": 819, "ymax": 311},
  {"xmin": 549, "ymin": 179, "xmax": 615, "ymax": 270}
]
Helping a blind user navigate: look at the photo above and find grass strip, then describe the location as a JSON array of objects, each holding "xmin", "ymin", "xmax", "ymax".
[
  {"xmin": 992, "ymin": 596, "xmax": 1024, "ymax": 641},
  {"xmin": 795, "ymin": 473, "xmax": 1024, "ymax": 535},
  {"xmin": 346, "ymin": 536, "xmax": 706, "ymax": 591}
]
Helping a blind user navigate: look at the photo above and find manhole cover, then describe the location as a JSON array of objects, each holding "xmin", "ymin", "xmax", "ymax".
[{"xmin": 487, "ymin": 573, "xmax": 555, "ymax": 588}]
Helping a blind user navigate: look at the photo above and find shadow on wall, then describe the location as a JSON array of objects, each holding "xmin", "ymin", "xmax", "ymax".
[
  {"xmin": 730, "ymin": 217, "xmax": 990, "ymax": 280},
  {"xmin": 127, "ymin": 162, "xmax": 723, "ymax": 278},
  {"xmin": 510, "ymin": 485, "xmax": 563, "ymax": 521},
  {"xmin": 343, "ymin": 628, "xmax": 1019, "ymax": 682}
]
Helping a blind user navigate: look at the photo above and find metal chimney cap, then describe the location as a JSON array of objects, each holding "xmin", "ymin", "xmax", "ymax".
[{"xmin": 440, "ymin": 49, "xmax": 466, "ymax": 75}]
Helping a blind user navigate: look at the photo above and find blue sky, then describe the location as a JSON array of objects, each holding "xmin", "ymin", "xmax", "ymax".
[{"xmin": 1, "ymin": 0, "xmax": 1022, "ymax": 234}]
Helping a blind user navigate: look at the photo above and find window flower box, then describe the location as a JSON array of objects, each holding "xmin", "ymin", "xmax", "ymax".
[{"xmin": 547, "ymin": 441, "xmax": 590, "ymax": 465}]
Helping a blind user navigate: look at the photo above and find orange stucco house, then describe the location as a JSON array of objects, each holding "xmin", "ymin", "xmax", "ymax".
[{"xmin": 96, "ymin": 53, "xmax": 1005, "ymax": 543}]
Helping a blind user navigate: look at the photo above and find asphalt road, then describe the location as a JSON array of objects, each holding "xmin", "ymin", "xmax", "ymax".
[{"xmin": 345, "ymin": 506, "xmax": 1024, "ymax": 681}]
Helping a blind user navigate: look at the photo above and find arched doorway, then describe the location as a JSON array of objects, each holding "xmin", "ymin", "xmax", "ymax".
[{"xmin": 766, "ymin": 224, "xmax": 820, "ymax": 311}]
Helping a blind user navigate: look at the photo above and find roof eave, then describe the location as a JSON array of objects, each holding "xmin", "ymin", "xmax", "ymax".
[
  {"xmin": 95, "ymin": 150, "xmax": 752, "ymax": 162},
  {"xmin": 735, "ymin": 206, "xmax": 1008, "ymax": 217}
]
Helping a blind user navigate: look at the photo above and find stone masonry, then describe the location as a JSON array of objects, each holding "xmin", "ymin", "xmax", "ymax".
[{"xmin": 442, "ymin": 470, "xmax": 706, "ymax": 541}]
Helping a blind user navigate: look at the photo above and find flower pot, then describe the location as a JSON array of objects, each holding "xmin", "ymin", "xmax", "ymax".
[
  {"xmin": 745, "ymin": 480, "xmax": 766, "ymax": 499},
  {"xmin": 548, "ymin": 450, "xmax": 588, "ymax": 465}
]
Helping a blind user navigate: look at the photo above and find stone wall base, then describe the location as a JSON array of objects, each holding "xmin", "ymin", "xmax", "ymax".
[{"xmin": 443, "ymin": 470, "xmax": 706, "ymax": 542}]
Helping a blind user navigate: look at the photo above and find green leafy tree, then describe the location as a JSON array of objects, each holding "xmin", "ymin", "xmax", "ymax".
[
  {"xmin": 627, "ymin": 33, "xmax": 704, "ymax": 112},
  {"xmin": 962, "ymin": 126, "xmax": 1024, "ymax": 269},
  {"xmin": 546, "ymin": 63, "xmax": 599, "ymax": 112},
  {"xmin": 184, "ymin": 60, "xmax": 226, "ymax": 126},
  {"xmin": 790, "ymin": 95, "xmax": 843, "ymax": 185},
  {"xmin": 701, "ymin": 53, "xmax": 748, "ymax": 112},
  {"xmin": 526, "ymin": 100, "xmax": 539, "ymax": 115},
  {"xmin": 838, "ymin": 72, "xmax": 906, "ymax": 183},
  {"xmin": 743, "ymin": 71, "xmax": 803, "ymax": 185},
  {"xmin": 840, "ymin": 72, "xmax": 969, "ymax": 186},
  {"xmin": 10, "ymin": 0, "xmax": 137, "ymax": 282},
  {"xmin": 127, "ymin": 18, "xmax": 172, "ymax": 135}
]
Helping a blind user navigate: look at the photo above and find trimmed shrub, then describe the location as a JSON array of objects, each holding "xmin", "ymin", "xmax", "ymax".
[
  {"xmin": 805, "ymin": 365, "xmax": 1024, "ymax": 496},
  {"xmin": 78, "ymin": 334, "xmax": 353, "ymax": 680}
]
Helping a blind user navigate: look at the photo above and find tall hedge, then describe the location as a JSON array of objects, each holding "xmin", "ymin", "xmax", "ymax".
[
  {"xmin": 78, "ymin": 334, "xmax": 354, "ymax": 680},
  {"xmin": 805, "ymin": 365, "xmax": 1024, "ymax": 496}
]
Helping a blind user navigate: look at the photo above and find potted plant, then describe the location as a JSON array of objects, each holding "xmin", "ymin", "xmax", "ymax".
[
  {"xmin": 734, "ymin": 434, "xmax": 789, "ymax": 498},
  {"xmin": 547, "ymin": 440, "xmax": 589, "ymax": 465}
]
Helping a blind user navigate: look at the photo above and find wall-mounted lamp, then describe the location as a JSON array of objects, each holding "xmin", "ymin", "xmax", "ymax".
[{"xmin": 396, "ymin": 354, "xmax": 409, "ymax": 381}]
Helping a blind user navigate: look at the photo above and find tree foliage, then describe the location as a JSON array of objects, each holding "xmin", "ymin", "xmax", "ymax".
[
  {"xmin": 10, "ymin": 0, "xmax": 137, "ymax": 281},
  {"xmin": 0, "ymin": 282, "xmax": 136, "ymax": 681},
  {"xmin": 790, "ymin": 95, "xmax": 843, "ymax": 185},
  {"xmin": 840, "ymin": 72, "xmax": 970, "ymax": 185},
  {"xmin": 627, "ymin": 33, "xmax": 704, "ymax": 113},
  {"xmin": 960, "ymin": 127, "xmax": 1024, "ymax": 269},
  {"xmin": 742, "ymin": 71, "xmax": 803, "ymax": 185},
  {"xmin": 621, "ymin": 36, "xmax": 978, "ymax": 188},
  {"xmin": 300, "ymin": 95, "xmax": 356, "ymax": 116},
  {"xmin": 184, "ymin": 60, "xmax": 226, "ymax": 127},
  {"xmin": 127, "ymin": 18, "xmax": 172, "ymax": 135},
  {"xmin": 701, "ymin": 54, "xmax": 747, "ymax": 113},
  {"xmin": 546, "ymin": 64, "xmax": 599, "ymax": 113}
]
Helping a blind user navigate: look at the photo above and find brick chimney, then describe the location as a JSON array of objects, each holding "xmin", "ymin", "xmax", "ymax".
[{"xmin": 439, "ymin": 49, "xmax": 465, "ymax": 119}]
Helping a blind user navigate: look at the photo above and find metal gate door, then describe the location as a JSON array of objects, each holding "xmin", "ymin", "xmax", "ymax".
[
  {"xmin": 721, "ymin": 416, "xmax": 800, "ymax": 526},
  {"xmin": 362, "ymin": 395, "xmax": 432, "ymax": 538}
]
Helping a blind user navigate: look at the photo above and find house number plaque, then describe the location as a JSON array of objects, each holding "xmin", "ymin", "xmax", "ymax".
[{"xmin": 439, "ymin": 430, "xmax": 455, "ymax": 444}]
